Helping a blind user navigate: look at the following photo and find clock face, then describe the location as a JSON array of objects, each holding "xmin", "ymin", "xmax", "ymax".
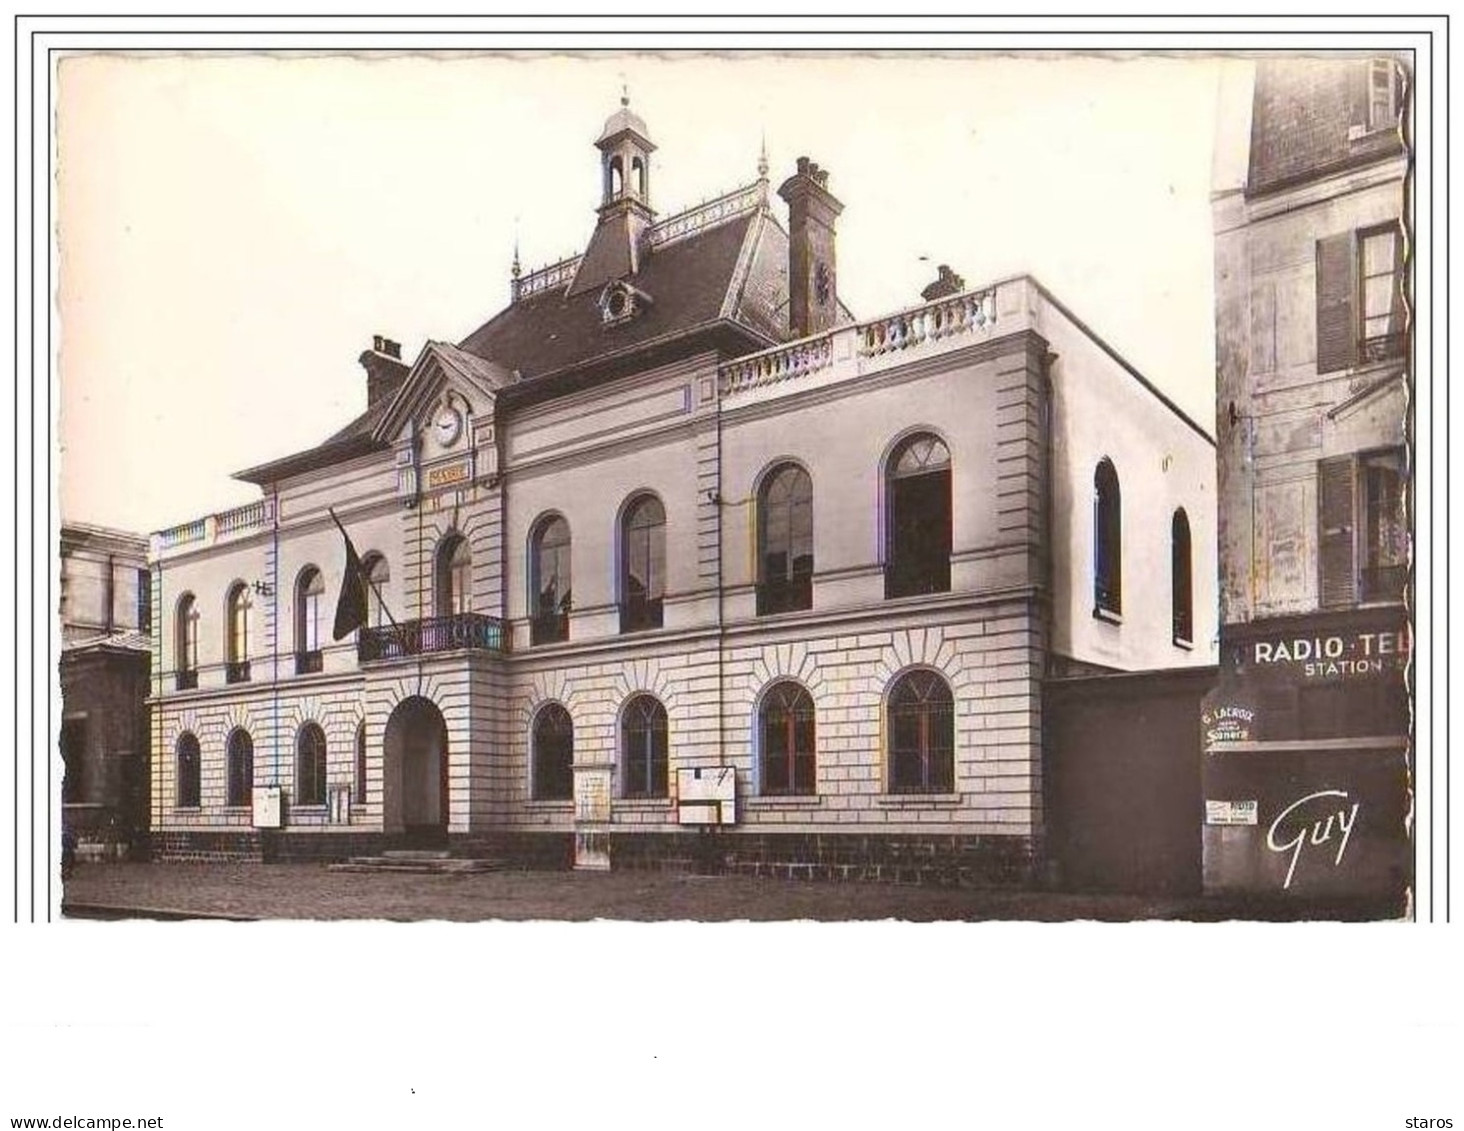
[{"xmin": 435, "ymin": 406, "xmax": 463, "ymax": 446}]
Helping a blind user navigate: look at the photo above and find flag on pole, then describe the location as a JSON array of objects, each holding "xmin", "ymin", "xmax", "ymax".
[{"xmin": 331, "ymin": 511, "xmax": 369, "ymax": 641}]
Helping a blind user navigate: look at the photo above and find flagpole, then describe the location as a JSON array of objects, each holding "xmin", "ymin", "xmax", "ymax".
[{"xmin": 328, "ymin": 507, "xmax": 407, "ymax": 635}]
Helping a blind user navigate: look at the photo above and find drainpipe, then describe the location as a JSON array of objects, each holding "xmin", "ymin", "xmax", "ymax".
[
  {"xmin": 271, "ymin": 488, "xmax": 280, "ymax": 791},
  {"xmin": 715, "ymin": 373, "xmax": 726, "ymax": 764}
]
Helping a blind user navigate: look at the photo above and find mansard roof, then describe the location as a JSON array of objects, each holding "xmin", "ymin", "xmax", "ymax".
[{"xmin": 459, "ymin": 189, "xmax": 792, "ymax": 385}]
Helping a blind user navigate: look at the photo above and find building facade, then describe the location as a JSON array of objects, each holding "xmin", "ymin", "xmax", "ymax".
[
  {"xmin": 60, "ymin": 522, "xmax": 152, "ymax": 857},
  {"xmin": 149, "ymin": 100, "xmax": 1215, "ymax": 882},
  {"xmin": 1207, "ymin": 56, "xmax": 1411, "ymax": 904}
]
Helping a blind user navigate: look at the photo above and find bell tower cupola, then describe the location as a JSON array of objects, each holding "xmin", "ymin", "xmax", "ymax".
[
  {"xmin": 568, "ymin": 89, "xmax": 659, "ymax": 297},
  {"xmin": 597, "ymin": 87, "xmax": 655, "ymax": 211}
]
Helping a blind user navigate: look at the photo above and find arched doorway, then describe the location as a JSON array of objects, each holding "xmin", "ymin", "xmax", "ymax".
[{"xmin": 383, "ymin": 696, "xmax": 449, "ymax": 844}]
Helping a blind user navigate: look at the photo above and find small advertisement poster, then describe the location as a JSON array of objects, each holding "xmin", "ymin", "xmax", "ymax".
[
  {"xmin": 574, "ymin": 767, "xmax": 612, "ymax": 825},
  {"xmin": 1201, "ymin": 703, "xmax": 1257, "ymax": 746},
  {"xmin": 1205, "ymin": 799, "xmax": 1259, "ymax": 826}
]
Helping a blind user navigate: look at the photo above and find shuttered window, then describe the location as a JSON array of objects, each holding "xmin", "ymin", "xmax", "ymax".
[
  {"xmin": 1359, "ymin": 225, "xmax": 1407, "ymax": 363},
  {"xmin": 1316, "ymin": 233, "xmax": 1357, "ymax": 374},
  {"xmin": 1319, "ymin": 450, "xmax": 1409, "ymax": 609},
  {"xmin": 1318, "ymin": 455, "xmax": 1357, "ymax": 608},
  {"xmin": 1317, "ymin": 225, "xmax": 1406, "ymax": 374}
]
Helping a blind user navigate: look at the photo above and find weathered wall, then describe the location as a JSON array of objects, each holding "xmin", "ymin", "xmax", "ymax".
[{"xmin": 1214, "ymin": 157, "xmax": 1406, "ymax": 625}]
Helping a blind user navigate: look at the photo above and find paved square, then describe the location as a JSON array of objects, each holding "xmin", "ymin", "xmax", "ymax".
[{"xmin": 58, "ymin": 862, "xmax": 1380, "ymax": 921}]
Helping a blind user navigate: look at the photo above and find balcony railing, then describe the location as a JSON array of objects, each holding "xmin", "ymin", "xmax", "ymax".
[
  {"xmin": 619, "ymin": 596, "xmax": 664, "ymax": 634},
  {"xmin": 295, "ymin": 650, "xmax": 324, "ymax": 675},
  {"xmin": 225, "ymin": 660, "xmax": 252, "ymax": 684},
  {"xmin": 175, "ymin": 669, "xmax": 198, "ymax": 691},
  {"xmin": 1361, "ymin": 563, "xmax": 1407, "ymax": 603},
  {"xmin": 756, "ymin": 576, "xmax": 812, "ymax": 617},
  {"xmin": 1361, "ymin": 332, "xmax": 1407, "ymax": 364},
  {"xmin": 530, "ymin": 611, "xmax": 570, "ymax": 647},
  {"xmin": 885, "ymin": 559, "xmax": 951, "ymax": 601},
  {"xmin": 358, "ymin": 613, "xmax": 511, "ymax": 662}
]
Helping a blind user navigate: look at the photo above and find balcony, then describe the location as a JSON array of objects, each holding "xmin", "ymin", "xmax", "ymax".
[
  {"xmin": 225, "ymin": 660, "xmax": 251, "ymax": 684},
  {"xmin": 295, "ymin": 650, "xmax": 324, "ymax": 675},
  {"xmin": 358, "ymin": 613, "xmax": 511, "ymax": 662},
  {"xmin": 175, "ymin": 669, "xmax": 197, "ymax": 691}
]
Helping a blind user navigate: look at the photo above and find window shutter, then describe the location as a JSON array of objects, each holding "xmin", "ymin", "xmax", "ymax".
[
  {"xmin": 1316, "ymin": 232, "xmax": 1358, "ymax": 374},
  {"xmin": 1347, "ymin": 59, "xmax": 1371, "ymax": 130},
  {"xmin": 1318, "ymin": 456, "xmax": 1357, "ymax": 608},
  {"xmin": 1388, "ymin": 225, "xmax": 1409, "ymax": 336}
]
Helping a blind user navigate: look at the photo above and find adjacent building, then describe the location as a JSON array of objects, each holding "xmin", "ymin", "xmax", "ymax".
[
  {"xmin": 60, "ymin": 522, "xmax": 152, "ymax": 857},
  {"xmin": 1207, "ymin": 55, "xmax": 1411, "ymax": 904},
  {"xmin": 148, "ymin": 98, "xmax": 1215, "ymax": 882}
]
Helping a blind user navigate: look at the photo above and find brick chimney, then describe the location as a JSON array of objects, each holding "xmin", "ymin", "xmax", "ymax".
[
  {"xmin": 359, "ymin": 335, "xmax": 408, "ymax": 408},
  {"xmin": 778, "ymin": 156, "xmax": 844, "ymax": 338},
  {"xmin": 920, "ymin": 264, "xmax": 966, "ymax": 302}
]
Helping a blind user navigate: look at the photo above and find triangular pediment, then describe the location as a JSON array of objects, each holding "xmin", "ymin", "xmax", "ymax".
[{"xmin": 372, "ymin": 341, "xmax": 514, "ymax": 445}]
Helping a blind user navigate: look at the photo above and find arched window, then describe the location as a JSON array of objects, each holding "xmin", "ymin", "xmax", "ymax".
[
  {"xmin": 1172, "ymin": 509, "xmax": 1193, "ymax": 646},
  {"xmin": 531, "ymin": 703, "xmax": 574, "ymax": 801},
  {"xmin": 226, "ymin": 728, "xmax": 254, "ymax": 808},
  {"xmin": 435, "ymin": 535, "xmax": 471, "ymax": 618},
  {"xmin": 296, "ymin": 723, "xmax": 327, "ymax": 808},
  {"xmin": 1093, "ymin": 458, "xmax": 1122, "ymax": 617},
  {"xmin": 620, "ymin": 494, "xmax": 666, "ymax": 633},
  {"xmin": 609, "ymin": 155, "xmax": 624, "ymax": 197},
  {"xmin": 621, "ymin": 695, "xmax": 669, "ymax": 798},
  {"xmin": 886, "ymin": 432, "xmax": 952, "ymax": 598},
  {"xmin": 631, "ymin": 156, "xmax": 646, "ymax": 198},
  {"xmin": 175, "ymin": 593, "xmax": 198, "ymax": 690},
  {"xmin": 362, "ymin": 554, "xmax": 391, "ymax": 628},
  {"xmin": 354, "ymin": 722, "xmax": 368, "ymax": 806},
  {"xmin": 757, "ymin": 464, "xmax": 813, "ymax": 615},
  {"xmin": 296, "ymin": 567, "xmax": 325, "ymax": 674},
  {"xmin": 225, "ymin": 582, "xmax": 251, "ymax": 683},
  {"xmin": 530, "ymin": 515, "xmax": 572, "ymax": 645},
  {"xmin": 760, "ymin": 681, "xmax": 816, "ymax": 796},
  {"xmin": 887, "ymin": 670, "xmax": 955, "ymax": 794},
  {"xmin": 176, "ymin": 732, "xmax": 201, "ymax": 809}
]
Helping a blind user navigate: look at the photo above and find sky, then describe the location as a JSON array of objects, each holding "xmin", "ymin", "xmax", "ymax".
[{"xmin": 56, "ymin": 52, "xmax": 1241, "ymax": 535}]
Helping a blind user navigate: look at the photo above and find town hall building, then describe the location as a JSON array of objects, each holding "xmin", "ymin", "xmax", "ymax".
[{"xmin": 147, "ymin": 96, "xmax": 1216, "ymax": 883}]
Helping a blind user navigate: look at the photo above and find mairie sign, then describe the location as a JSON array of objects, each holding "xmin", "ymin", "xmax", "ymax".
[{"xmin": 426, "ymin": 459, "xmax": 471, "ymax": 490}]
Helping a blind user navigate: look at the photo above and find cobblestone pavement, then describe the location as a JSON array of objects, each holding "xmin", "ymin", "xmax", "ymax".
[{"xmin": 57, "ymin": 862, "xmax": 1365, "ymax": 921}]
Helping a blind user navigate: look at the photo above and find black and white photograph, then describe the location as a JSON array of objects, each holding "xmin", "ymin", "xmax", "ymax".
[
  {"xmin": 7, "ymin": 17, "xmax": 1454, "ymax": 1131},
  {"xmin": 50, "ymin": 48, "xmax": 1415, "ymax": 919}
]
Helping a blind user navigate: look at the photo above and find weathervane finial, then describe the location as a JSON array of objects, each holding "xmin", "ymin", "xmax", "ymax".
[{"xmin": 757, "ymin": 129, "xmax": 769, "ymax": 179}]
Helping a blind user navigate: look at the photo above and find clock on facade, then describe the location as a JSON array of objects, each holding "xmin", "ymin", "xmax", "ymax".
[{"xmin": 435, "ymin": 405, "xmax": 463, "ymax": 446}]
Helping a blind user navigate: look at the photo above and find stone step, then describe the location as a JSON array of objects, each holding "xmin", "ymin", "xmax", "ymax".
[{"xmin": 328, "ymin": 856, "xmax": 504, "ymax": 875}]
